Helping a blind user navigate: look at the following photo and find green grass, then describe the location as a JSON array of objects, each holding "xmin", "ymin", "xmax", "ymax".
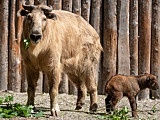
[
  {"xmin": 97, "ymin": 107, "xmax": 129, "ymax": 120},
  {"xmin": 0, "ymin": 95, "xmax": 45, "ymax": 118}
]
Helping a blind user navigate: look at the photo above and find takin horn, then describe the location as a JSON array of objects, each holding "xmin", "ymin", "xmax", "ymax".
[
  {"xmin": 22, "ymin": 1, "xmax": 36, "ymax": 11},
  {"xmin": 41, "ymin": 5, "xmax": 53, "ymax": 13}
]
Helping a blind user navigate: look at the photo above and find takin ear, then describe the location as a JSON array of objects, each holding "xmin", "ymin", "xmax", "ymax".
[
  {"xmin": 45, "ymin": 12, "xmax": 57, "ymax": 20},
  {"xmin": 17, "ymin": 9, "xmax": 30, "ymax": 17}
]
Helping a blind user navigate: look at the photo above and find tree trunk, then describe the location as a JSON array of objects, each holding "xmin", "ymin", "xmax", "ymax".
[
  {"xmin": 0, "ymin": 0, "xmax": 9, "ymax": 90},
  {"xmin": 48, "ymin": 0, "xmax": 62, "ymax": 10},
  {"xmin": 117, "ymin": 0, "xmax": 130, "ymax": 75},
  {"xmin": 90, "ymin": 0, "xmax": 101, "ymax": 35},
  {"xmin": 62, "ymin": 0, "xmax": 76, "ymax": 95},
  {"xmin": 150, "ymin": 0, "xmax": 160, "ymax": 99},
  {"xmin": 73, "ymin": 0, "xmax": 81, "ymax": 15},
  {"xmin": 129, "ymin": 0, "xmax": 138, "ymax": 75},
  {"xmin": 8, "ymin": 0, "xmax": 21, "ymax": 92},
  {"xmin": 138, "ymin": 0, "xmax": 152, "ymax": 100},
  {"xmin": 36, "ymin": 72, "xmax": 43, "ymax": 93},
  {"xmin": 62, "ymin": 0, "xmax": 72, "ymax": 12},
  {"xmin": 100, "ymin": 0, "xmax": 117, "ymax": 94},
  {"xmin": 34, "ymin": 0, "xmax": 47, "ymax": 5},
  {"xmin": 81, "ymin": 0, "xmax": 91, "ymax": 22},
  {"xmin": 25, "ymin": 0, "xmax": 34, "ymax": 5},
  {"xmin": 59, "ymin": 73, "xmax": 68, "ymax": 94}
]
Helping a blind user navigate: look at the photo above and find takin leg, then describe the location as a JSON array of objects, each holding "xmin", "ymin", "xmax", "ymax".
[
  {"xmin": 128, "ymin": 96, "xmax": 138, "ymax": 118},
  {"xmin": 75, "ymin": 81, "xmax": 86, "ymax": 110},
  {"xmin": 47, "ymin": 68, "xmax": 61, "ymax": 116},
  {"xmin": 85, "ymin": 75, "xmax": 98, "ymax": 113},
  {"xmin": 105, "ymin": 94, "xmax": 112, "ymax": 112},
  {"xmin": 26, "ymin": 67, "xmax": 39, "ymax": 106},
  {"xmin": 67, "ymin": 74, "xmax": 86, "ymax": 110}
]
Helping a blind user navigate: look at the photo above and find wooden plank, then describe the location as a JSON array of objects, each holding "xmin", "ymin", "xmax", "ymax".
[
  {"xmin": 0, "ymin": 0, "xmax": 9, "ymax": 90},
  {"xmin": 138, "ymin": 0, "xmax": 152, "ymax": 100},
  {"xmin": 100, "ymin": 0, "xmax": 117, "ymax": 94},
  {"xmin": 129, "ymin": 0, "xmax": 138, "ymax": 75},
  {"xmin": 62, "ymin": 0, "xmax": 72, "ymax": 12},
  {"xmin": 48, "ymin": 0, "xmax": 62, "ymax": 10},
  {"xmin": 62, "ymin": 0, "xmax": 75, "ymax": 95},
  {"xmin": 34, "ymin": 0, "xmax": 47, "ymax": 5},
  {"xmin": 72, "ymin": 0, "xmax": 81, "ymax": 15},
  {"xmin": 81, "ymin": 0, "xmax": 91, "ymax": 22},
  {"xmin": 90, "ymin": 0, "xmax": 101, "ymax": 35},
  {"xmin": 150, "ymin": 0, "xmax": 160, "ymax": 99},
  {"xmin": 117, "ymin": 0, "xmax": 130, "ymax": 75},
  {"xmin": 59, "ymin": 73, "xmax": 68, "ymax": 94}
]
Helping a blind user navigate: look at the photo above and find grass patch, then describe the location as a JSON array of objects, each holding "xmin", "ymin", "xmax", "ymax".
[
  {"xmin": 0, "ymin": 95, "xmax": 45, "ymax": 118},
  {"xmin": 97, "ymin": 107, "xmax": 129, "ymax": 120}
]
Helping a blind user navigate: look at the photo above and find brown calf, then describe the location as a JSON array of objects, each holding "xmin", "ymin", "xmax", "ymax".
[{"xmin": 105, "ymin": 73, "xmax": 159, "ymax": 117}]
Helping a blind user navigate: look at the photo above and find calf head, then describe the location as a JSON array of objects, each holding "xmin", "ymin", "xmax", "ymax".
[
  {"xmin": 17, "ymin": 2, "xmax": 57, "ymax": 45},
  {"xmin": 146, "ymin": 74, "xmax": 159, "ymax": 90}
]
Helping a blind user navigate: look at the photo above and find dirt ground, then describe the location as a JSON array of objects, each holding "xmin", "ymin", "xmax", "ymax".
[{"xmin": 0, "ymin": 91, "xmax": 160, "ymax": 120}]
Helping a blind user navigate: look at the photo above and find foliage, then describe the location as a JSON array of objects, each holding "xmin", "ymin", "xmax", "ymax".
[
  {"xmin": 97, "ymin": 107, "xmax": 129, "ymax": 120},
  {"xmin": 0, "ymin": 95, "xmax": 45, "ymax": 118},
  {"xmin": 23, "ymin": 39, "xmax": 30, "ymax": 50}
]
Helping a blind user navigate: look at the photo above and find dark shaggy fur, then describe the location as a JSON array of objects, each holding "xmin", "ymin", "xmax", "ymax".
[{"xmin": 105, "ymin": 73, "xmax": 159, "ymax": 117}]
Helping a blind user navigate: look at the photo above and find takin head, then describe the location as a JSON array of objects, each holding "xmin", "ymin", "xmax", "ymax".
[{"xmin": 17, "ymin": 2, "xmax": 57, "ymax": 45}]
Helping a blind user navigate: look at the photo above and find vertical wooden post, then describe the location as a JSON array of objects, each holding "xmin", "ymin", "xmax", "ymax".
[
  {"xmin": 62, "ymin": 0, "xmax": 72, "ymax": 12},
  {"xmin": 73, "ymin": 0, "xmax": 81, "ymax": 15},
  {"xmin": 100, "ymin": 0, "xmax": 117, "ymax": 94},
  {"xmin": 0, "ymin": 0, "xmax": 9, "ymax": 90},
  {"xmin": 62, "ymin": 0, "xmax": 76, "ymax": 95},
  {"xmin": 8, "ymin": 0, "xmax": 22, "ymax": 92},
  {"xmin": 138, "ymin": 0, "xmax": 152, "ymax": 100},
  {"xmin": 90, "ymin": 0, "xmax": 101, "ymax": 35},
  {"xmin": 150, "ymin": 0, "xmax": 160, "ymax": 99},
  {"xmin": 129, "ymin": 0, "xmax": 138, "ymax": 75},
  {"xmin": 34, "ymin": 0, "xmax": 47, "ymax": 5},
  {"xmin": 90, "ymin": 0, "xmax": 102, "ymax": 93},
  {"xmin": 16, "ymin": 1, "xmax": 27, "ymax": 92},
  {"xmin": 81, "ymin": 0, "xmax": 91, "ymax": 22},
  {"xmin": 48, "ymin": 0, "xmax": 62, "ymax": 9},
  {"xmin": 117, "ymin": 0, "xmax": 130, "ymax": 75}
]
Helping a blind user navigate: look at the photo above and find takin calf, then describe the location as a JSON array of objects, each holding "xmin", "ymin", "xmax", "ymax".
[
  {"xmin": 105, "ymin": 73, "xmax": 159, "ymax": 117},
  {"xmin": 17, "ymin": 3, "xmax": 102, "ymax": 116}
]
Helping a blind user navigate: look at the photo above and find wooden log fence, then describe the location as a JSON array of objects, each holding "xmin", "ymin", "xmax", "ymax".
[{"xmin": 0, "ymin": 0, "xmax": 160, "ymax": 100}]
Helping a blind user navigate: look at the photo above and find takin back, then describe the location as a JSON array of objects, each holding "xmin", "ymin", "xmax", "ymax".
[
  {"xmin": 17, "ymin": 3, "xmax": 102, "ymax": 116},
  {"xmin": 105, "ymin": 73, "xmax": 159, "ymax": 118}
]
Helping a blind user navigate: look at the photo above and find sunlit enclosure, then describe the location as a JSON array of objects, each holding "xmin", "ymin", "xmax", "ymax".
[{"xmin": 0, "ymin": 0, "xmax": 160, "ymax": 119}]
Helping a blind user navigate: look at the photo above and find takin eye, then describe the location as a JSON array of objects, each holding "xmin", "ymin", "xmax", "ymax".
[
  {"xmin": 26, "ymin": 14, "xmax": 32, "ymax": 21},
  {"xmin": 43, "ymin": 17, "xmax": 47, "ymax": 21}
]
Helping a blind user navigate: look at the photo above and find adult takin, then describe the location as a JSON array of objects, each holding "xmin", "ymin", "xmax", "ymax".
[
  {"xmin": 105, "ymin": 73, "xmax": 159, "ymax": 118},
  {"xmin": 17, "ymin": 3, "xmax": 102, "ymax": 116}
]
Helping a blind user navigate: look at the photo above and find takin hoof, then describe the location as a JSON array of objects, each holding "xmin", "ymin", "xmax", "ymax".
[
  {"xmin": 51, "ymin": 104, "xmax": 60, "ymax": 117},
  {"xmin": 75, "ymin": 103, "xmax": 85, "ymax": 110},
  {"xmin": 51, "ymin": 109, "xmax": 60, "ymax": 117},
  {"xmin": 89, "ymin": 103, "xmax": 98, "ymax": 113}
]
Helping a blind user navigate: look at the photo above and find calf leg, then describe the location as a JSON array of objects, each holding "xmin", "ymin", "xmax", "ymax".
[
  {"xmin": 105, "ymin": 94, "xmax": 112, "ymax": 112},
  {"xmin": 128, "ymin": 96, "xmax": 138, "ymax": 118},
  {"xmin": 110, "ymin": 92, "xmax": 123, "ymax": 111},
  {"xmin": 47, "ymin": 68, "xmax": 61, "ymax": 116},
  {"xmin": 26, "ymin": 67, "xmax": 39, "ymax": 106}
]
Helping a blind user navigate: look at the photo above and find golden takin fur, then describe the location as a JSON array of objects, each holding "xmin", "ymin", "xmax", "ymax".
[
  {"xmin": 17, "ymin": 4, "xmax": 102, "ymax": 116},
  {"xmin": 105, "ymin": 73, "xmax": 159, "ymax": 117}
]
